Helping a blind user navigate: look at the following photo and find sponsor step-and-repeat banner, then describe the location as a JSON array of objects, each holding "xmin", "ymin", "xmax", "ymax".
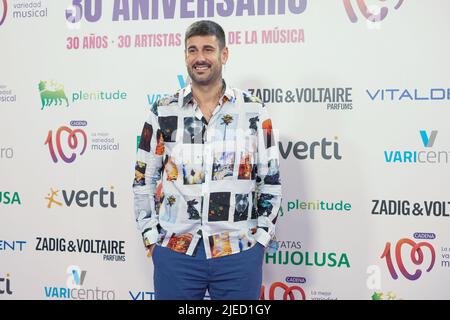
[{"xmin": 1, "ymin": 0, "xmax": 450, "ymax": 300}]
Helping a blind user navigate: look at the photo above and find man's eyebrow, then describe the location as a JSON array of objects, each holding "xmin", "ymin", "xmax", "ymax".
[{"xmin": 187, "ymin": 45, "xmax": 198, "ymax": 50}]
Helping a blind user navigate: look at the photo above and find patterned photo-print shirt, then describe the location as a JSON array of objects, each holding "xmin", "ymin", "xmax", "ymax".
[{"xmin": 133, "ymin": 81, "xmax": 282, "ymax": 259}]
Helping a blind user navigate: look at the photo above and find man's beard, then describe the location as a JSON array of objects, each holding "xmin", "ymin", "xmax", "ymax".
[{"xmin": 187, "ymin": 64, "xmax": 222, "ymax": 86}]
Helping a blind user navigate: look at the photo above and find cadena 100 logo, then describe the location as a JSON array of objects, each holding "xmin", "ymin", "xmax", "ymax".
[
  {"xmin": 0, "ymin": 0, "xmax": 6, "ymax": 26},
  {"xmin": 45, "ymin": 122, "xmax": 87, "ymax": 164},
  {"xmin": 381, "ymin": 238, "xmax": 435, "ymax": 281},
  {"xmin": 343, "ymin": 0, "xmax": 404, "ymax": 23},
  {"xmin": 260, "ymin": 282, "xmax": 306, "ymax": 300}
]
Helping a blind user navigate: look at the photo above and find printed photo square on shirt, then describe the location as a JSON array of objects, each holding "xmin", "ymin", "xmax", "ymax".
[
  {"xmin": 238, "ymin": 152, "xmax": 257, "ymax": 180},
  {"xmin": 245, "ymin": 113, "xmax": 259, "ymax": 136},
  {"xmin": 133, "ymin": 161, "xmax": 146, "ymax": 186},
  {"xmin": 214, "ymin": 113, "xmax": 238, "ymax": 141},
  {"xmin": 183, "ymin": 117, "xmax": 204, "ymax": 144},
  {"xmin": 186, "ymin": 196, "xmax": 202, "ymax": 220},
  {"xmin": 264, "ymin": 158, "xmax": 281, "ymax": 185},
  {"xmin": 158, "ymin": 116, "xmax": 178, "ymax": 142},
  {"xmin": 183, "ymin": 161, "xmax": 205, "ymax": 185},
  {"xmin": 155, "ymin": 129, "xmax": 165, "ymax": 155},
  {"xmin": 164, "ymin": 155, "xmax": 179, "ymax": 181},
  {"xmin": 251, "ymin": 191, "xmax": 258, "ymax": 219},
  {"xmin": 262, "ymin": 118, "xmax": 274, "ymax": 149},
  {"xmin": 212, "ymin": 151, "xmax": 235, "ymax": 180},
  {"xmin": 208, "ymin": 192, "xmax": 231, "ymax": 222},
  {"xmin": 139, "ymin": 122, "xmax": 153, "ymax": 152},
  {"xmin": 209, "ymin": 232, "xmax": 232, "ymax": 258},
  {"xmin": 234, "ymin": 193, "xmax": 250, "ymax": 222},
  {"xmin": 167, "ymin": 232, "xmax": 193, "ymax": 254},
  {"xmin": 238, "ymin": 229, "xmax": 257, "ymax": 252},
  {"xmin": 161, "ymin": 195, "xmax": 179, "ymax": 223}
]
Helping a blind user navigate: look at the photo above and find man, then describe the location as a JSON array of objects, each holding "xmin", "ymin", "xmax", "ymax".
[{"xmin": 133, "ymin": 20, "xmax": 282, "ymax": 300}]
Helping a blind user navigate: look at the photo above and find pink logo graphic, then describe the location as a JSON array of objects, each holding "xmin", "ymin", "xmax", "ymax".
[
  {"xmin": 260, "ymin": 282, "xmax": 306, "ymax": 300},
  {"xmin": 0, "ymin": 0, "xmax": 7, "ymax": 26},
  {"xmin": 343, "ymin": 0, "xmax": 404, "ymax": 23},
  {"xmin": 45, "ymin": 126, "xmax": 87, "ymax": 163},
  {"xmin": 381, "ymin": 238, "xmax": 435, "ymax": 281}
]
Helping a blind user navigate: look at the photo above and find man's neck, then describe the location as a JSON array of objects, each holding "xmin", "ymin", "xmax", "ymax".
[{"xmin": 191, "ymin": 78, "xmax": 224, "ymax": 109}]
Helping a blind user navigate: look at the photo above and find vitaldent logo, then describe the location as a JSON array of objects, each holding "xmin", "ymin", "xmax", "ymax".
[
  {"xmin": 44, "ymin": 266, "xmax": 115, "ymax": 300},
  {"xmin": 0, "ymin": 146, "xmax": 13, "ymax": 159},
  {"xmin": 129, "ymin": 290, "xmax": 155, "ymax": 300},
  {"xmin": 280, "ymin": 137, "xmax": 342, "ymax": 160},
  {"xmin": 343, "ymin": 0, "xmax": 404, "ymax": 23},
  {"xmin": 0, "ymin": 273, "xmax": 12, "ymax": 295},
  {"xmin": 264, "ymin": 240, "xmax": 350, "ymax": 268},
  {"xmin": 39, "ymin": 80, "xmax": 127, "ymax": 110},
  {"xmin": 280, "ymin": 199, "xmax": 351, "ymax": 216},
  {"xmin": 147, "ymin": 74, "xmax": 186, "ymax": 106},
  {"xmin": 0, "ymin": 0, "xmax": 7, "ymax": 26},
  {"xmin": 0, "ymin": 191, "xmax": 21, "ymax": 205},
  {"xmin": 247, "ymin": 87, "xmax": 353, "ymax": 111},
  {"xmin": 0, "ymin": 240, "xmax": 26, "ymax": 253},
  {"xmin": 367, "ymin": 88, "xmax": 450, "ymax": 102},
  {"xmin": 45, "ymin": 187, "xmax": 117, "ymax": 209},
  {"xmin": 384, "ymin": 130, "xmax": 449, "ymax": 164}
]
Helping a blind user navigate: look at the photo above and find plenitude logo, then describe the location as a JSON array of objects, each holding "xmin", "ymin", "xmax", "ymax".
[
  {"xmin": 384, "ymin": 130, "xmax": 449, "ymax": 164},
  {"xmin": 38, "ymin": 80, "xmax": 127, "ymax": 110},
  {"xmin": 280, "ymin": 199, "xmax": 351, "ymax": 216},
  {"xmin": 45, "ymin": 186, "xmax": 117, "ymax": 209}
]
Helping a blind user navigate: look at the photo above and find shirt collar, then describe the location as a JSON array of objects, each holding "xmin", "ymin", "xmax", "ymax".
[{"xmin": 182, "ymin": 79, "xmax": 235, "ymax": 107}]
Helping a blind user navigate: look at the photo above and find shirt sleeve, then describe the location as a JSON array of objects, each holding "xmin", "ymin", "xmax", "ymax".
[
  {"xmin": 133, "ymin": 106, "xmax": 164, "ymax": 248},
  {"xmin": 254, "ymin": 103, "xmax": 282, "ymax": 248}
]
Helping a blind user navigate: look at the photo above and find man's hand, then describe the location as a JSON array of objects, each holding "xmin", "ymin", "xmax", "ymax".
[{"xmin": 146, "ymin": 244, "xmax": 156, "ymax": 258}]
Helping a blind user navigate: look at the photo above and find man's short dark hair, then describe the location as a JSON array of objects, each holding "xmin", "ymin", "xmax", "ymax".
[{"xmin": 185, "ymin": 20, "xmax": 226, "ymax": 49}]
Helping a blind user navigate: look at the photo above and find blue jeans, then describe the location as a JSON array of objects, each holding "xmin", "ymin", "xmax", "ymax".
[{"xmin": 152, "ymin": 242, "xmax": 265, "ymax": 300}]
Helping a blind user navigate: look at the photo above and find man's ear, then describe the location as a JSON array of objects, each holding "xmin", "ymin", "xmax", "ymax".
[{"xmin": 221, "ymin": 46, "xmax": 229, "ymax": 65}]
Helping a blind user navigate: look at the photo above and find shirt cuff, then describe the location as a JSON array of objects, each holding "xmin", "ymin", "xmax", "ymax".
[
  {"xmin": 142, "ymin": 228, "xmax": 159, "ymax": 247},
  {"xmin": 254, "ymin": 227, "xmax": 272, "ymax": 248}
]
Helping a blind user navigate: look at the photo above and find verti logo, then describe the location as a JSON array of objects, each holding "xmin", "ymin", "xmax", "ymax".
[
  {"xmin": 343, "ymin": 0, "xmax": 405, "ymax": 23},
  {"xmin": 45, "ymin": 187, "xmax": 117, "ymax": 209},
  {"xmin": 0, "ymin": 273, "xmax": 12, "ymax": 295},
  {"xmin": 38, "ymin": 81, "xmax": 69, "ymax": 110},
  {"xmin": 147, "ymin": 74, "xmax": 187, "ymax": 106},
  {"xmin": 0, "ymin": 0, "xmax": 7, "ymax": 26},
  {"xmin": 45, "ymin": 124, "xmax": 87, "ymax": 163},
  {"xmin": 381, "ymin": 238, "xmax": 436, "ymax": 281}
]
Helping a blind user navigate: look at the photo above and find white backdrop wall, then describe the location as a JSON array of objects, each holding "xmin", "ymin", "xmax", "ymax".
[{"xmin": 1, "ymin": 0, "xmax": 450, "ymax": 300}]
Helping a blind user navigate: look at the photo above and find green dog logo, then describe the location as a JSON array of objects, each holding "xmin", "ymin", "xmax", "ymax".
[{"xmin": 39, "ymin": 80, "xmax": 69, "ymax": 110}]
